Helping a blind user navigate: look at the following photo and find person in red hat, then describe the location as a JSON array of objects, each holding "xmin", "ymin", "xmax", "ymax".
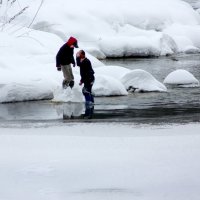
[{"xmin": 56, "ymin": 36, "xmax": 79, "ymax": 89}]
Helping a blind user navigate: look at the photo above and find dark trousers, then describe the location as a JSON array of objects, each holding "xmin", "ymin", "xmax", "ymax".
[
  {"xmin": 82, "ymin": 82, "xmax": 94, "ymax": 118},
  {"xmin": 82, "ymin": 82, "xmax": 94, "ymax": 103}
]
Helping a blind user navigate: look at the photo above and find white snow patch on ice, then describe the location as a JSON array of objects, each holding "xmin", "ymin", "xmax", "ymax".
[{"xmin": 1, "ymin": 123, "xmax": 200, "ymax": 200}]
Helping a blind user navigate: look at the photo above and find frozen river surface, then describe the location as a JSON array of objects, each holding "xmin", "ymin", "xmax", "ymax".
[{"xmin": 0, "ymin": 54, "xmax": 200, "ymax": 126}]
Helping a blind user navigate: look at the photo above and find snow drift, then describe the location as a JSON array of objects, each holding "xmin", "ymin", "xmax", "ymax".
[{"xmin": 1, "ymin": 0, "xmax": 200, "ymax": 57}]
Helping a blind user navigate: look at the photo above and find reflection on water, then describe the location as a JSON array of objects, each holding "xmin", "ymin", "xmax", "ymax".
[
  {"xmin": 62, "ymin": 102, "xmax": 94, "ymax": 119},
  {"xmin": 63, "ymin": 103, "xmax": 84, "ymax": 119},
  {"xmin": 84, "ymin": 102, "xmax": 94, "ymax": 119},
  {"xmin": 0, "ymin": 101, "xmax": 95, "ymax": 123}
]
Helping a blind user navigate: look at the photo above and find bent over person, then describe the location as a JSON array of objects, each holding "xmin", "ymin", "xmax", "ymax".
[
  {"xmin": 76, "ymin": 50, "xmax": 95, "ymax": 118},
  {"xmin": 76, "ymin": 50, "xmax": 95, "ymax": 102},
  {"xmin": 56, "ymin": 36, "xmax": 78, "ymax": 89}
]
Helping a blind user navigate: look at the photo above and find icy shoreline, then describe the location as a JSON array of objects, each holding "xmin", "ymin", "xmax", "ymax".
[{"xmin": 1, "ymin": 122, "xmax": 200, "ymax": 200}]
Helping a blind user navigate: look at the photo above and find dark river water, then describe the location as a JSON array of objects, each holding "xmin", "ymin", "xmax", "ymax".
[
  {"xmin": 100, "ymin": 54, "xmax": 200, "ymax": 123},
  {"xmin": 0, "ymin": 54, "xmax": 200, "ymax": 126}
]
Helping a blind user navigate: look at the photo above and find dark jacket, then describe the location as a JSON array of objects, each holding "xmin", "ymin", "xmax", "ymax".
[
  {"xmin": 56, "ymin": 43, "xmax": 75, "ymax": 67},
  {"xmin": 77, "ymin": 57, "xmax": 95, "ymax": 84}
]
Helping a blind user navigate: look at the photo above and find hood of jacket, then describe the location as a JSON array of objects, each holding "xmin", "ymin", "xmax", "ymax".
[{"xmin": 66, "ymin": 36, "xmax": 78, "ymax": 47}]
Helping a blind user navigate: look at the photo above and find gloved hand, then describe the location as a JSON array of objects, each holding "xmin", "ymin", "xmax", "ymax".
[{"xmin": 57, "ymin": 64, "xmax": 61, "ymax": 71}]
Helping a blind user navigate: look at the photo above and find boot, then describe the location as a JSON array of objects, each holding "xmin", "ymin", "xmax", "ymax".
[{"xmin": 69, "ymin": 80, "xmax": 74, "ymax": 89}]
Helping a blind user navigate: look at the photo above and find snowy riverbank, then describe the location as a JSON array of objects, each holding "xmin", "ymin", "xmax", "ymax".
[
  {"xmin": 1, "ymin": 123, "xmax": 200, "ymax": 200},
  {"xmin": 0, "ymin": 29, "xmax": 199, "ymax": 103},
  {"xmin": 1, "ymin": 0, "xmax": 200, "ymax": 102}
]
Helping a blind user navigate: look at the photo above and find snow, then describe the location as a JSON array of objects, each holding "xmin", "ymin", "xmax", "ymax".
[
  {"xmin": 2, "ymin": 0, "xmax": 200, "ymax": 57},
  {"xmin": 0, "ymin": 81, "xmax": 53, "ymax": 103},
  {"xmin": 95, "ymin": 66, "xmax": 131, "ymax": 80},
  {"xmin": 1, "ymin": 0, "xmax": 200, "ymax": 102},
  {"xmin": 52, "ymin": 86, "xmax": 84, "ymax": 103},
  {"xmin": 1, "ymin": 2, "xmax": 200, "ymax": 199},
  {"xmin": 164, "ymin": 69, "xmax": 200, "ymax": 86},
  {"xmin": 121, "ymin": 69, "xmax": 167, "ymax": 92},
  {"xmin": 93, "ymin": 74, "xmax": 128, "ymax": 96},
  {"xmin": 0, "ymin": 29, "xmax": 169, "ymax": 103},
  {"xmin": 1, "ymin": 123, "xmax": 200, "ymax": 200},
  {"xmin": 0, "ymin": 2, "xmax": 200, "ymax": 197},
  {"xmin": 163, "ymin": 24, "xmax": 200, "ymax": 53}
]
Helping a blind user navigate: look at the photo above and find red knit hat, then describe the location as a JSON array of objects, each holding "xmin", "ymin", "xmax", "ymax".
[{"xmin": 67, "ymin": 36, "xmax": 78, "ymax": 48}]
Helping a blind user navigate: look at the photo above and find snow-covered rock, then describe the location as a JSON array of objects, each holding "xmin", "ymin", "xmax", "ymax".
[
  {"xmin": 93, "ymin": 75, "xmax": 128, "ymax": 96},
  {"xmin": 121, "ymin": 69, "xmax": 167, "ymax": 92},
  {"xmin": 164, "ymin": 69, "xmax": 199, "ymax": 86}
]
